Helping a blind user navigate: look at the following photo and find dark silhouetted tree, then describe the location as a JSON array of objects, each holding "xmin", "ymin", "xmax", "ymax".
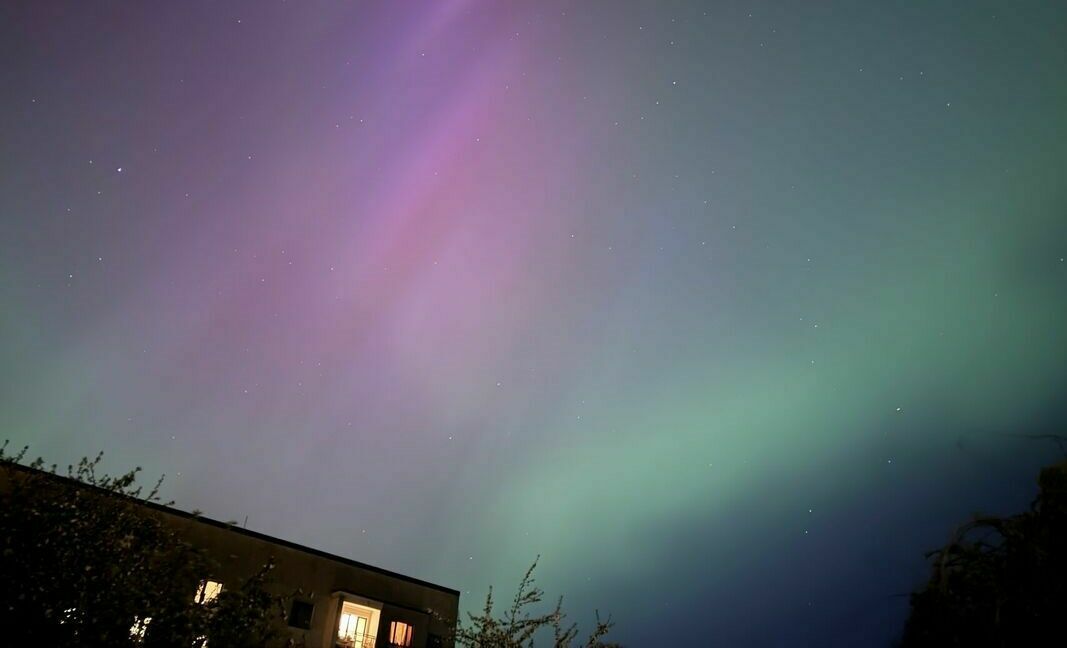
[
  {"xmin": 901, "ymin": 457, "xmax": 1067, "ymax": 646},
  {"xmin": 453, "ymin": 557, "xmax": 619, "ymax": 648},
  {"xmin": 0, "ymin": 442, "xmax": 285, "ymax": 647}
]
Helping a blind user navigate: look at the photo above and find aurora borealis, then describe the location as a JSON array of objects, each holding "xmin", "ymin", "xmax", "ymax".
[{"xmin": 3, "ymin": 1, "xmax": 1067, "ymax": 644}]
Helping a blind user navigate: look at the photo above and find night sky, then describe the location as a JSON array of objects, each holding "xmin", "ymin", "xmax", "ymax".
[{"xmin": 3, "ymin": 1, "xmax": 1067, "ymax": 645}]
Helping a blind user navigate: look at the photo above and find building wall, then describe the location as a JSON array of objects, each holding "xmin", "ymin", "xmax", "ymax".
[
  {"xmin": 160, "ymin": 511, "xmax": 459, "ymax": 648},
  {"xmin": 0, "ymin": 463, "xmax": 458, "ymax": 648}
]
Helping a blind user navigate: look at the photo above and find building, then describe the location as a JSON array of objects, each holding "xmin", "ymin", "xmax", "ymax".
[
  {"xmin": 158, "ymin": 503, "xmax": 459, "ymax": 648},
  {"xmin": 0, "ymin": 462, "xmax": 459, "ymax": 648}
]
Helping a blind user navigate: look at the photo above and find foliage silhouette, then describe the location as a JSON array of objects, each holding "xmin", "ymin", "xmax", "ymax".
[
  {"xmin": 0, "ymin": 441, "xmax": 285, "ymax": 647},
  {"xmin": 901, "ymin": 456, "xmax": 1067, "ymax": 646},
  {"xmin": 452, "ymin": 557, "xmax": 619, "ymax": 648}
]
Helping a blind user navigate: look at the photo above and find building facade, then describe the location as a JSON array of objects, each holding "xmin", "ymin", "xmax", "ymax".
[
  {"xmin": 159, "ymin": 506, "xmax": 460, "ymax": 648},
  {"xmin": 0, "ymin": 463, "xmax": 459, "ymax": 648}
]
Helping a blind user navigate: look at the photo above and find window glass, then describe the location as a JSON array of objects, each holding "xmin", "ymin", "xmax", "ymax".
[
  {"xmin": 338, "ymin": 611, "xmax": 369, "ymax": 645},
  {"xmin": 389, "ymin": 621, "xmax": 413, "ymax": 647},
  {"xmin": 195, "ymin": 579, "xmax": 223, "ymax": 604},
  {"xmin": 288, "ymin": 599, "xmax": 314, "ymax": 629}
]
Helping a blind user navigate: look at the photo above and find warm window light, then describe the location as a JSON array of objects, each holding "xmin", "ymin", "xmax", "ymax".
[
  {"xmin": 337, "ymin": 601, "xmax": 381, "ymax": 648},
  {"xmin": 338, "ymin": 611, "xmax": 369, "ymax": 645},
  {"xmin": 390, "ymin": 621, "xmax": 413, "ymax": 647},
  {"xmin": 195, "ymin": 579, "xmax": 223, "ymax": 604},
  {"xmin": 130, "ymin": 616, "xmax": 152, "ymax": 642}
]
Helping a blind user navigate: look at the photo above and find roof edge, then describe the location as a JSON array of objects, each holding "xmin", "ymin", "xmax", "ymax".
[{"xmin": 1, "ymin": 461, "xmax": 460, "ymax": 597}]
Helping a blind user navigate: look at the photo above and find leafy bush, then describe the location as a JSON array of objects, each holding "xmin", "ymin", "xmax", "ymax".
[{"xmin": 0, "ymin": 442, "xmax": 284, "ymax": 647}]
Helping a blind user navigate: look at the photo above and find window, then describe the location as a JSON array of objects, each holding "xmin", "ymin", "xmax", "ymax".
[
  {"xmin": 195, "ymin": 579, "xmax": 223, "ymax": 604},
  {"xmin": 338, "ymin": 609, "xmax": 370, "ymax": 647},
  {"xmin": 130, "ymin": 616, "xmax": 152, "ymax": 643},
  {"xmin": 389, "ymin": 621, "xmax": 413, "ymax": 647},
  {"xmin": 288, "ymin": 599, "xmax": 314, "ymax": 630},
  {"xmin": 336, "ymin": 599, "xmax": 381, "ymax": 648}
]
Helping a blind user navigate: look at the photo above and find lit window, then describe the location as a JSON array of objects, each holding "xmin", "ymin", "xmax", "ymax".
[
  {"xmin": 130, "ymin": 616, "xmax": 152, "ymax": 642},
  {"xmin": 389, "ymin": 621, "xmax": 413, "ymax": 647},
  {"xmin": 195, "ymin": 579, "xmax": 223, "ymax": 604},
  {"xmin": 336, "ymin": 600, "xmax": 381, "ymax": 648},
  {"xmin": 338, "ymin": 610, "xmax": 369, "ymax": 646}
]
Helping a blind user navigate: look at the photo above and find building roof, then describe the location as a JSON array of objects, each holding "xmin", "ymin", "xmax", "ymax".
[
  {"xmin": 152, "ymin": 500, "xmax": 461, "ymax": 596},
  {"xmin": 1, "ymin": 461, "xmax": 460, "ymax": 597}
]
